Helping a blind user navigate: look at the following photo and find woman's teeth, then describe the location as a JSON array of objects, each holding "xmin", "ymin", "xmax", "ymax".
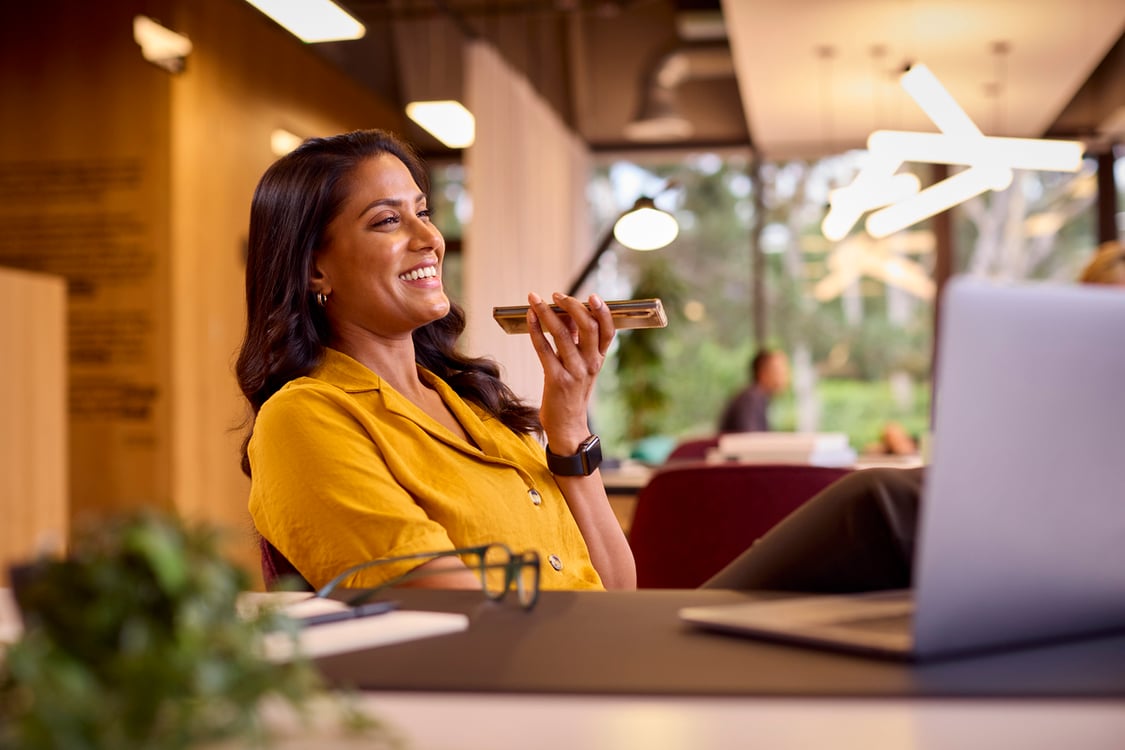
[{"xmin": 399, "ymin": 266, "xmax": 438, "ymax": 281}]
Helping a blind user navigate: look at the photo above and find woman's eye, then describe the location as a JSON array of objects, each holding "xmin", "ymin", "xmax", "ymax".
[
  {"xmin": 372, "ymin": 215, "xmax": 400, "ymax": 228},
  {"xmin": 418, "ymin": 209, "xmax": 433, "ymax": 220}
]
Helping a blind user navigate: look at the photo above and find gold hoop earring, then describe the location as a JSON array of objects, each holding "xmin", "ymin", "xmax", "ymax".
[{"xmin": 315, "ymin": 292, "xmax": 328, "ymax": 307}]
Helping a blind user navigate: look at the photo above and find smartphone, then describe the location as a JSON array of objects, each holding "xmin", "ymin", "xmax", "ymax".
[{"xmin": 492, "ymin": 298, "xmax": 668, "ymax": 334}]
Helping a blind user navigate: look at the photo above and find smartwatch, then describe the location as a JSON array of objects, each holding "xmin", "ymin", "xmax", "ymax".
[{"xmin": 546, "ymin": 434, "xmax": 603, "ymax": 476}]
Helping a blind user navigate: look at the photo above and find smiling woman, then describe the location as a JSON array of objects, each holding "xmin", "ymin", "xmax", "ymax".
[
  {"xmin": 235, "ymin": 129, "xmax": 636, "ymax": 594},
  {"xmin": 309, "ymin": 152, "xmax": 452, "ymax": 354}
]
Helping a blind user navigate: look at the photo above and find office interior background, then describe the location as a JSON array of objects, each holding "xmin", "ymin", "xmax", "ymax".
[{"xmin": 2, "ymin": 0, "xmax": 1123, "ymax": 579}]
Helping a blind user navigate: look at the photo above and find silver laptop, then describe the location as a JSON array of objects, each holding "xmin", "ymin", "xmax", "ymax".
[{"xmin": 680, "ymin": 276, "xmax": 1125, "ymax": 661}]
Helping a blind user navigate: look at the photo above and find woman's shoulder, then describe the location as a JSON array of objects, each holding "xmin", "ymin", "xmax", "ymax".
[
  {"xmin": 258, "ymin": 363, "xmax": 380, "ymax": 425},
  {"xmin": 263, "ymin": 350, "xmax": 380, "ymax": 403}
]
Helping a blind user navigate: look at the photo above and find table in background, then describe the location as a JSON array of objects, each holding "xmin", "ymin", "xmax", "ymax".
[{"xmin": 601, "ymin": 462, "xmax": 653, "ymax": 534}]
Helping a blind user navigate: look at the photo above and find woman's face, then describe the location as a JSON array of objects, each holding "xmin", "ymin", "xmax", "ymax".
[{"xmin": 312, "ymin": 153, "xmax": 449, "ymax": 341}]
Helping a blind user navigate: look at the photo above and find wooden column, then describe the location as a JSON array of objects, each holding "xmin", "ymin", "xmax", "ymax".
[{"xmin": 0, "ymin": 268, "xmax": 67, "ymax": 582}]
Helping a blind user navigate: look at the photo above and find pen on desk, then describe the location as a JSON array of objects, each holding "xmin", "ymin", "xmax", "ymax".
[{"xmin": 300, "ymin": 599, "xmax": 398, "ymax": 627}]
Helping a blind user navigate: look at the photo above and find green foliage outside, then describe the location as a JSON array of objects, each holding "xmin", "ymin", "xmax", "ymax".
[
  {"xmin": 590, "ymin": 154, "xmax": 1097, "ymax": 462},
  {"xmin": 590, "ymin": 154, "xmax": 931, "ymax": 459},
  {"xmin": 769, "ymin": 378, "xmax": 931, "ymax": 452}
]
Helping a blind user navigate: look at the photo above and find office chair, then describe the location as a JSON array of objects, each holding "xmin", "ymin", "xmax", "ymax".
[
  {"xmin": 259, "ymin": 536, "xmax": 313, "ymax": 591},
  {"xmin": 628, "ymin": 462, "xmax": 852, "ymax": 588},
  {"xmin": 665, "ymin": 436, "xmax": 720, "ymax": 461}
]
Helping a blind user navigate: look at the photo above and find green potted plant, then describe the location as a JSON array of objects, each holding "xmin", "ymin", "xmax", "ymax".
[{"xmin": 0, "ymin": 511, "xmax": 386, "ymax": 749}]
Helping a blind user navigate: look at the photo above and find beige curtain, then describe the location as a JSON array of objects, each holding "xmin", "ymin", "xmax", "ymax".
[{"xmin": 463, "ymin": 40, "xmax": 592, "ymax": 406}]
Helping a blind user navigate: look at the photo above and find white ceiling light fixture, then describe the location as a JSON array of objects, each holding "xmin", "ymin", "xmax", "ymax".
[
  {"xmin": 822, "ymin": 157, "xmax": 921, "ymax": 241},
  {"xmin": 405, "ymin": 100, "xmax": 476, "ymax": 150},
  {"xmin": 866, "ymin": 164, "xmax": 1013, "ymax": 238},
  {"xmin": 244, "ymin": 0, "xmax": 365, "ymax": 43},
  {"xmin": 612, "ymin": 199, "xmax": 680, "ymax": 251},
  {"xmin": 133, "ymin": 15, "xmax": 193, "ymax": 74},
  {"xmin": 566, "ymin": 193, "xmax": 680, "ymax": 296},
  {"xmin": 821, "ymin": 62, "xmax": 1085, "ymax": 240}
]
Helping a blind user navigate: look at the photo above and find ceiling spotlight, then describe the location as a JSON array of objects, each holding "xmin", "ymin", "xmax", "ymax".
[
  {"xmin": 243, "ymin": 0, "xmax": 365, "ymax": 43},
  {"xmin": 133, "ymin": 16, "xmax": 192, "ymax": 74}
]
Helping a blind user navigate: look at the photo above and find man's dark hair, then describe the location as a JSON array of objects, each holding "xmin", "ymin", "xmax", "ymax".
[{"xmin": 750, "ymin": 349, "xmax": 780, "ymax": 383}]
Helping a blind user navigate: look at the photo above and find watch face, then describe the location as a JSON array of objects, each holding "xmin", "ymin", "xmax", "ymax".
[
  {"xmin": 547, "ymin": 435, "xmax": 602, "ymax": 476},
  {"xmin": 580, "ymin": 435, "xmax": 602, "ymax": 473}
]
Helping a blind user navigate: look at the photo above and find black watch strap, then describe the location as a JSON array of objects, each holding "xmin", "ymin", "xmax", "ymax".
[{"xmin": 546, "ymin": 434, "xmax": 603, "ymax": 476}]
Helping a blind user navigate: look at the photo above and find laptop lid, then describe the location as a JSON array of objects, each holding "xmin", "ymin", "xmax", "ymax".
[{"xmin": 912, "ymin": 277, "xmax": 1125, "ymax": 658}]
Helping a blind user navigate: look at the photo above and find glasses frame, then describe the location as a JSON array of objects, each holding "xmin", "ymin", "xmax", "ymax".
[{"xmin": 315, "ymin": 543, "xmax": 541, "ymax": 611}]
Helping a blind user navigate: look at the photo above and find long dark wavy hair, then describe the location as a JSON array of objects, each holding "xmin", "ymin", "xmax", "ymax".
[{"xmin": 236, "ymin": 129, "xmax": 540, "ymax": 476}]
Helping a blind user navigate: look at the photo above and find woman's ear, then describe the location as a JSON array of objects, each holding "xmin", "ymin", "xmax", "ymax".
[{"xmin": 309, "ymin": 255, "xmax": 329, "ymax": 297}]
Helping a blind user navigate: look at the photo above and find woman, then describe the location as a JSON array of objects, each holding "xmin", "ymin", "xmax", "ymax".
[{"xmin": 237, "ymin": 129, "xmax": 635, "ymax": 591}]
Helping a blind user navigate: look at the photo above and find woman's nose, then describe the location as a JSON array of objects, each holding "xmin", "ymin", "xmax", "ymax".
[{"xmin": 409, "ymin": 216, "xmax": 442, "ymax": 247}]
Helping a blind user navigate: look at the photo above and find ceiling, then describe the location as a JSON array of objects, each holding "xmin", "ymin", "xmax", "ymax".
[
  {"xmin": 724, "ymin": 0, "xmax": 1125, "ymax": 158},
  {"xmin": 316, "ymin": 0, "xmax": 1125, "ymax": 159}
]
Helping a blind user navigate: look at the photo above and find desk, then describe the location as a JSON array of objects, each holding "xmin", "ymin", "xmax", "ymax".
[
  {"xmin": 302, "ymin": 589, "xmax": 1125, "ymax": 749},
  {"xmin": 315, "ymin": 589, "xmax": 1125, "ymax": 697}
]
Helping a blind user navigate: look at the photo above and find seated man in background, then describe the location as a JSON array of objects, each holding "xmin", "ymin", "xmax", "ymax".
[{"xmin": 718, "ymin": 349, "xmax": 789, "ymax": 433}]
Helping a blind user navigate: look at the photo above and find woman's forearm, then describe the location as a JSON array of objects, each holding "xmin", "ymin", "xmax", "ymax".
[{"xmin": 553, "ymin": 472, "xmax": 637, "ymax": 589}]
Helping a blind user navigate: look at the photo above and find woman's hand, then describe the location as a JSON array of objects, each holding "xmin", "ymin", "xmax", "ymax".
[
  {"xmin": 526, "ymin": 291, "xmax": 615, "ymax": 454},
  {"xmin": 526, "ymin": 290, "xmax": 635, "ymax": 590}
]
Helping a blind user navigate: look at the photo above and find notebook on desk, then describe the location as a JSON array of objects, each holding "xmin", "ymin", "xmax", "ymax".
[{"xmin": 681, "ymin": 277, "xmax": 1125, "ymax": 661}]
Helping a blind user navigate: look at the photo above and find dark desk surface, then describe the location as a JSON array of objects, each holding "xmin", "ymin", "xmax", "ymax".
[{"xmin": 314, "ymin": 589, "xmax": 1125, "ymax": 697}]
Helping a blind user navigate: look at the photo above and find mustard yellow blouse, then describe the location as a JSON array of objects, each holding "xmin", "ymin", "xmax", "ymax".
[{"xmin": 248, "ymin": 348, "xmax": 604, "ymax": 591}]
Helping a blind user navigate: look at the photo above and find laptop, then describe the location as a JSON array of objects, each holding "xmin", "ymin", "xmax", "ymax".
[{"xmin": 680, "ymin": 276, "xmax": 1125, "ymax": 661}]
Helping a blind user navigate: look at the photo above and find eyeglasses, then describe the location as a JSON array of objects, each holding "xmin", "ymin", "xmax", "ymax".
[{"xmin": 315, "ymin": 543, "xmax": 541, "ymax": 611}]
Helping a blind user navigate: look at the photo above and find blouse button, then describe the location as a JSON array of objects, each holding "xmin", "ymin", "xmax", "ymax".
[
  {"xmin": 548, "ymin": 554, "xmax": 563, "ymax": 571},
  {"xmin": 528, "ymin": 489, "xmax": 542, "ymax": 506}
]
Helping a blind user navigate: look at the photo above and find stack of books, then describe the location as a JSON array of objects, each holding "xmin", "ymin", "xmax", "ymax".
[{"xmin": 710, "ymin": 432, "xmax": 857, "ymax": 467}]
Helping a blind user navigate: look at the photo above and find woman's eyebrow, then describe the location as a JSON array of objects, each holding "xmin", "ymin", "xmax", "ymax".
[{"xmin": 356, "ymin": 193, "xmax": 427, "ymax": 219}]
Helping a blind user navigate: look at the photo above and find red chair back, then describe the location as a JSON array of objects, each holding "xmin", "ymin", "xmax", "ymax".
[
  {"xmin": 259, "ymin": 537, "xmax": 312, "ymax": 591},
  {"xmin": 665, "ymin": 436, "xmax": 720, "ymax": 461},
  {"xmin": 629, "ymin": 462, "xmax": 851, "ymax": 588}
]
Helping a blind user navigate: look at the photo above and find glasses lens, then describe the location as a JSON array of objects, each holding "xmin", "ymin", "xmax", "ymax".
[
  {"xmin": 515, "ymin": 551, "xmax": 540, "ymax": 609},
  {"xmin": 480, "ymin": 544, "xmax": 511, "ymax": 600}
]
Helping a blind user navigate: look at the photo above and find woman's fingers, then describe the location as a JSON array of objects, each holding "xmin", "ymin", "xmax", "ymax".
[
  {"xmin": 526, "ymin": 293, "xmax": 562, "ymax": 372},
  {"xmin": 588, "ymin": 294, "xmax": 615, "ymax": 356},
  {"xmin": 551, "ymin": 293, "xmax": 600, "ymax": 369},
  {"xmin": 526, "ymin": 291, "xmax": 614, "ymax": 380}
]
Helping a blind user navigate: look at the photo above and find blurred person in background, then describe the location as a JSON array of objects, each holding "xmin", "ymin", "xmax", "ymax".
[{"xmin": 718, "ymin": 349, "xmax": 790, "ymax": 433}]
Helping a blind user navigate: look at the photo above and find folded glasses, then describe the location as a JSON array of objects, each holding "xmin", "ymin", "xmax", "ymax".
[{"xmin": 315, "ymin": 543, "xmax": 541, "ymax": 611}]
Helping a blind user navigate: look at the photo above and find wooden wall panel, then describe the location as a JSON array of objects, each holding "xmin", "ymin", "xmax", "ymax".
[
  {"xmin": 0, "ymin": 0, "xmax": 175, "ymax": 527},
  {"xmin": 0, "ymin": 268, "xmax": 67, "ymax": 584}
]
